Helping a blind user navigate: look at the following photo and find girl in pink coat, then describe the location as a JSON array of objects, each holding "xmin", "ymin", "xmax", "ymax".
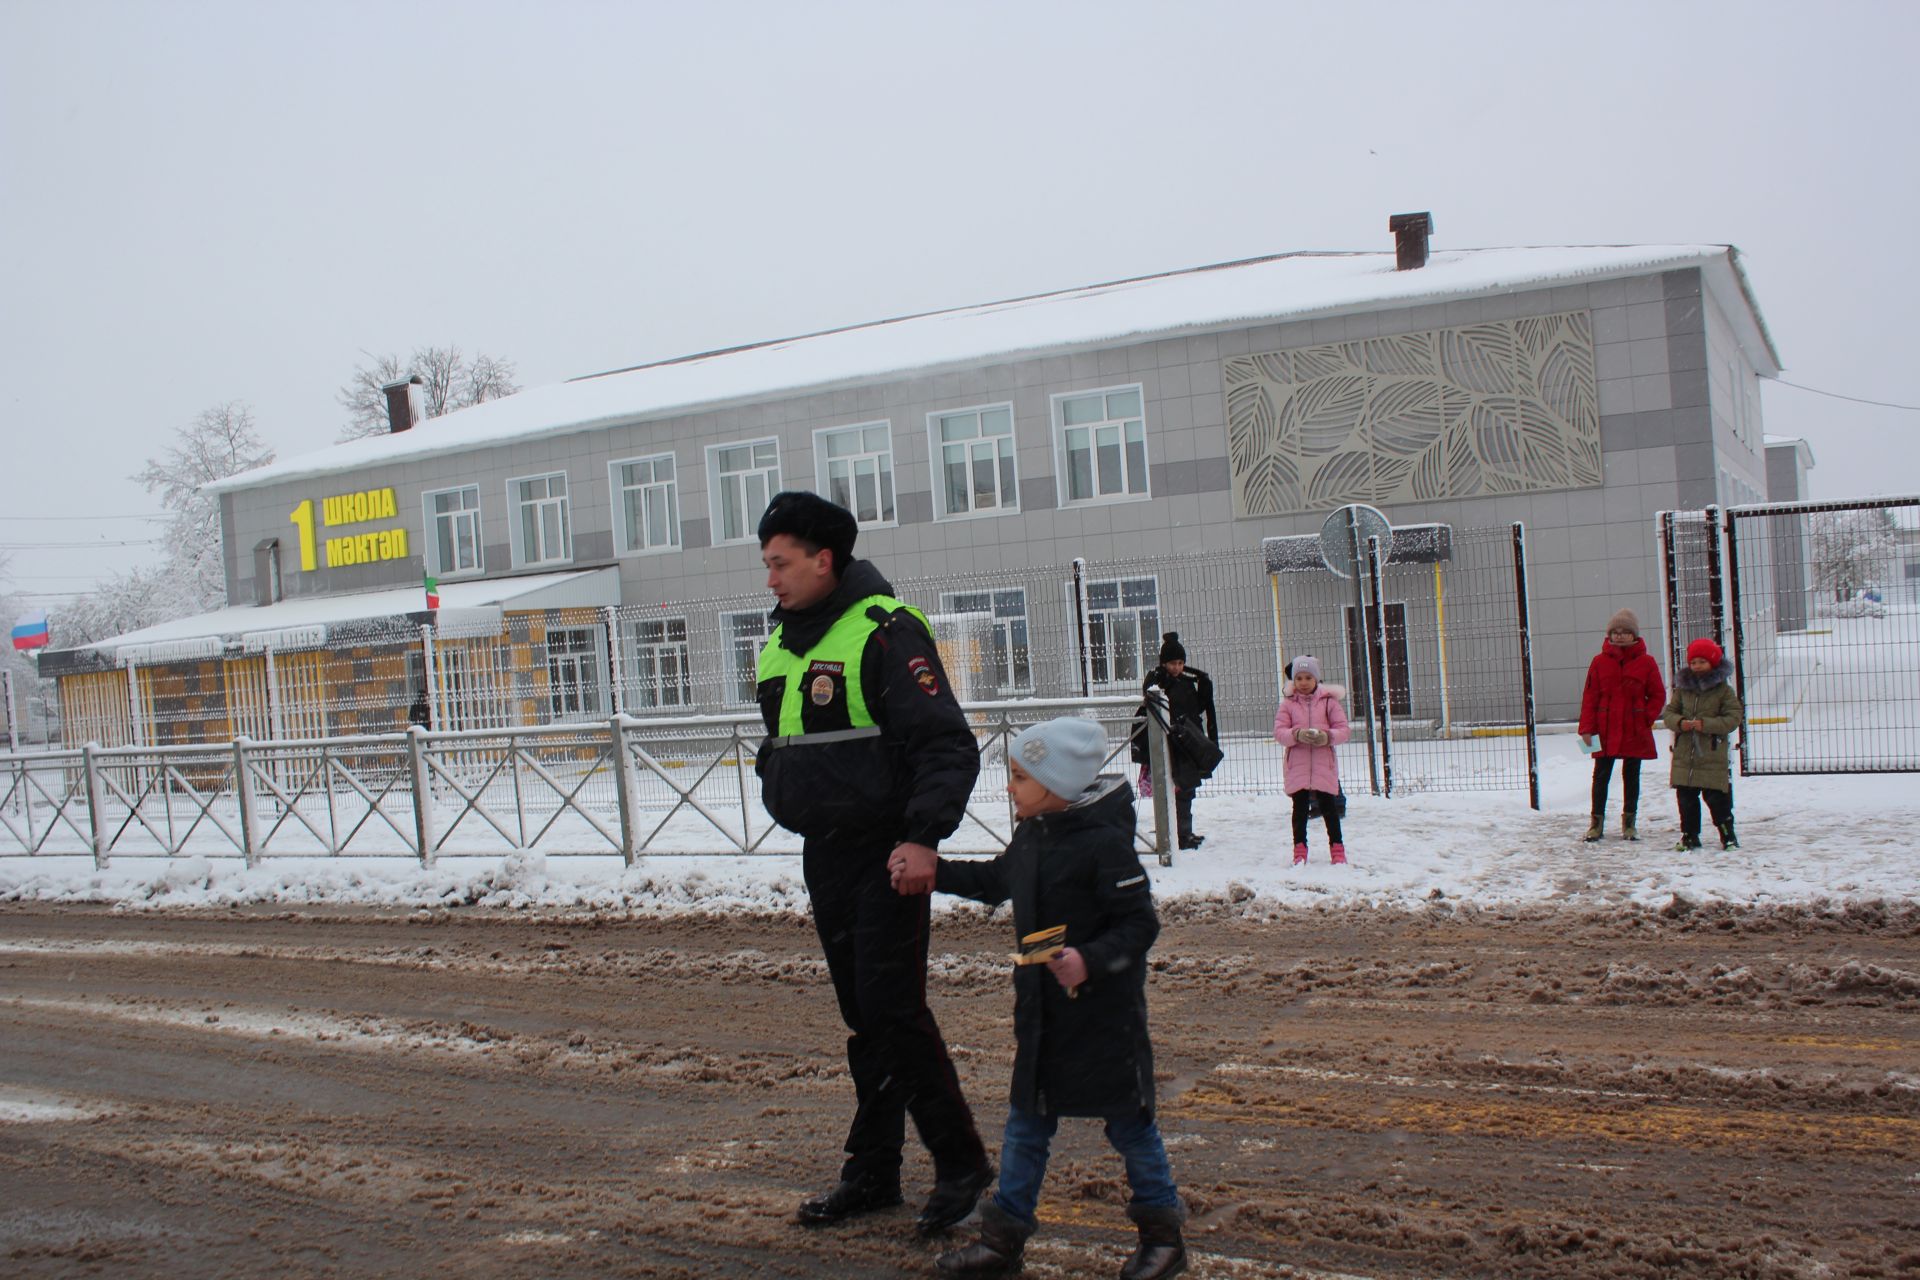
[{"xmin": 1272, "ymin": 656, "xmax": 1353, "ymax": 865}]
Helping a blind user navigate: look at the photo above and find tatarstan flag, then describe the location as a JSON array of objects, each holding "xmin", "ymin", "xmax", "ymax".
[{"xmin": 424, "ymin": 576, "xmax": 440, "ymax": 611}]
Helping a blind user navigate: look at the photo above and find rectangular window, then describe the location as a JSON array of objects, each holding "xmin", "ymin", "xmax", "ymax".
[
  {"xmin": 423, "ymin": 485, "xmax": 483, "ymax": 577},
  {"xmin": 511, "ymin": 472, "xmax": 571, "ymax": 566},
  {"xmin": 722, "ymin": 610, "xmax": 774, "ymax": 706},
  {"xmin": 544, "ymin": 625, "xmax": 605, "ymax": 722},
  {"xmin": 815, "ymin": 421, "xmax": 895, "ymax": 526},
  {"xmin": 610, "ymin": 454, "xmax": 679, "ymax": 554},
  {"xmin": 940, "ymin": 588, "xmax": 1031, "ymax": 693},
  {"xmin": 708, "ymin": 439, "xmax": 783, "ymax": 545},
  {"xmin": 1055, "ymin": 386, "xmax": 1149, "ymax": 505},
  {"xmin": 620, "ymin": 616, "xmax": 692, "ymax": 711},
  {"xmin": 1083, "ymin": 575, "xmax": 1159, "ymax": 689},
  {"xmin": 931, "ymin": 404, "xmax": 1018, "ymax": 518}
]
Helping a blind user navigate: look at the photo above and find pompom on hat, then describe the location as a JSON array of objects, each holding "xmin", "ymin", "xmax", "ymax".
[
  {"xmin": 1686, "ymin": 637, "xmax": 1725, "ymax": 666},
  {"xmin": 1158, "ymin": 632, "xmax": 1186, "ymax": 664},
  {"xmin": 1606, "ymin": 608, "xmax": 1641, "ymax": 638},
  {"xmin": 756, "ymin": 491, "xmax": 858, "ymax": 567},
  {"xmin": 1291, "ymin": 655, "xmax": 1323, "ymax": 683},
  {"xmin": 1010, "ymin": 717, "xmax": 1108, "ymax": 801}
]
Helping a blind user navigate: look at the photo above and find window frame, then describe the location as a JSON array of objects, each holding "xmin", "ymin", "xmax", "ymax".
[
  {"xmin": 811, "ymin": 420, "xmax": 898, "ymax": 530},
  {"xmin": 618, "ymin": 614, "xmax": 693, "ymax": 713},
  {"xmin": 421, "ymin": 484, "xmax": 484, "ymax": 579},
  {"xmin": 507, "ymin": 470, "xmax": 573, "ymax": 568},
  {"xmin": 706, "ymin": 437, "xmax": 784, "ymax": 547},
  {"xmin": 608, "ymin": 452, "xmax": 681, "ymax": 557},
  {"xmin": 1050, "ymin": 383, "xmax": 1152, "ymax": 508},
  {"xmin": 938, "ymin": 586, "xmax": 1032, "ymax": 694},
  {"xmin": 928, "ymin": 401, "xmax": 1020, "ymax": 521},
  {"xmin": 543, "ymin": 624, "xmax": 606, "ymax": 724},
  {"xmin": 1076, "ymin": 572, "xmax": 1162, "ymax": 692},
  {"xmin": 721, "ymin": 609, "xmax": 775, "ymax": 707}
]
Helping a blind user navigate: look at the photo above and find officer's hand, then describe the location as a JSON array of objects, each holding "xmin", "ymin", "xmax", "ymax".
[
  {"xmin": 888, "ymin": 843, "xmax": 937, "ymax": 895},
  {"xmin": 1047, "ymin": 946, "xmax": 1088, "ymax": 993}
]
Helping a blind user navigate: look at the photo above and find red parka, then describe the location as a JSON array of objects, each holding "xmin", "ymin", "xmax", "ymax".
[{"xmin": 1577, "ymin": 637, "xmax": 1666, "ymax": 760}]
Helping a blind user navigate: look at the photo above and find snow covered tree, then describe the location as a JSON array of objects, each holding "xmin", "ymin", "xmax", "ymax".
[
  {"xmin": 123, "ymin": 401, "xmax": 276, "ymax": 618},
  {"xmin": 46, "ymin": 563, "xmax": 183, "ymax": 648},
  {"xmin": 336, "ymin": 346, "xmax": 520, "ymax": 441},
  {"xmin": 1809, "ymin": 507, "xmax": 1897, "ymax": 602}
]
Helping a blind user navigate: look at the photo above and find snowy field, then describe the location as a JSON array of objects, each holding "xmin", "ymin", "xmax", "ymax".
[{"xmin": 1, "ymin": 732, "xmax": 1910, "ymax": 912}]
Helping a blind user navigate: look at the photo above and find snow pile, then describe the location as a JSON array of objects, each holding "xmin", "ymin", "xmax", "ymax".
[{"xmin": 1, "ymin": 736, "xmax": 1911, "ymax": 914}]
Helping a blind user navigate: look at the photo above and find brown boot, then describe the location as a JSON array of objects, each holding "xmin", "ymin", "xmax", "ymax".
[
  {"xmin": 936, "ymin": 1200, "xmax": 1033, "ymax": 1276},
  {"xmin": 1119, "ymin": 1201, "xmax": 1187, "ymax": 1279}
]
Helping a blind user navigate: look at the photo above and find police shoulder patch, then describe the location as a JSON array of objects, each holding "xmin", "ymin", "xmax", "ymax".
[{"xmin": 908, "ymin": 654, "xmax": 940, "ymax": 697}]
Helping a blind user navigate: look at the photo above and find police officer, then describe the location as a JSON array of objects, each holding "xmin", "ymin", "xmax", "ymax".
[{"xmin": 754, "ymin": 491, "xmax": 992, "ymax": 1236}]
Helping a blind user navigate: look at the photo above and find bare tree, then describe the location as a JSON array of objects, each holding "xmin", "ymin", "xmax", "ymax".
[
  {"xmin": 337, "ymin": 345, "xmax": 520, "ymax": 440},
  {"xmin": 1810, "ymin": 507, "xmax": 1898, "ymax": 602},
  {"xmin": 48, "ymin": 563, "xmax": 183, "ymax": 648},
  {"xmin": 129, "ymin": 401, "xmax": 276, "ymax": 616}
]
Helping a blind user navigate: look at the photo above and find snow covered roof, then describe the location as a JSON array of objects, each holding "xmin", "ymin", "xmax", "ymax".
[
  {"xmin": 73, "ymin": 568, "xmax": 619, "ymax": 663},
  {"xmin": 209, "ymin": 244, "xmax": 1780, "ymax": 496}
]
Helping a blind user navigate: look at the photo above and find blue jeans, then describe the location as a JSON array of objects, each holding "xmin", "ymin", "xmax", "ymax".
[{"xmin": 990, "ymin": 1105, "xmax": 1179, "ymax": 1227}]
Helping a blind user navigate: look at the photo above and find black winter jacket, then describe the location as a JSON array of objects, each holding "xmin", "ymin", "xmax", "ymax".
[
  {"xmin": 755, "ymin": 560, "xmax": 980, "ymax": 850},
  {"xmin": 1130, "ymin": 664, "xmax": 1219, "ymax": 786},
  {"xmin": 934, "ymin": 778, "xmax": 1161, "ymax": 1117}
]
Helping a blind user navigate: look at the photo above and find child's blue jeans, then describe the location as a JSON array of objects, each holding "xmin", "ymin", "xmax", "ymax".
[{"xmin": 990, "ymin": 1105, "xmax": 1179, "ymax": 1226}]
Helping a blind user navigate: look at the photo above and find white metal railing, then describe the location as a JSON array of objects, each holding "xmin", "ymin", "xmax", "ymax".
[{"xmin": 0, "ymin": 696, "xmax": 1176, "ymax": 867}]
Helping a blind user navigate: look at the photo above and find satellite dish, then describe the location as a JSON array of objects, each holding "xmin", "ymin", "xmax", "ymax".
[{"xmin": 1318, "ymin": 504, "xmax": 1392, "ymax": 579}]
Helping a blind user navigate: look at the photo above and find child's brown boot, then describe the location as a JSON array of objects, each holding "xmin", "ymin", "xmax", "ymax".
[
  {"xmin": 1120, "ymin": 1200, "xmax": 1188, "ymax": 1279},
  {"xmin": 936, "ymin": 1201, "xmax": 1032, "ymax": 1276}
]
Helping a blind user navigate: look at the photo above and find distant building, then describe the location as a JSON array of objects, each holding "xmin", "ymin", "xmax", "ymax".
[{"xmin": 43, "ymin": 216, "xmax": 1782, "ymax": 746}]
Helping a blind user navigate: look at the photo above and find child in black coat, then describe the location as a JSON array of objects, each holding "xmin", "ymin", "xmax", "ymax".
[{"xmin": 890, "ymin": 716, "xmax": 1185, "ymax": 1279}]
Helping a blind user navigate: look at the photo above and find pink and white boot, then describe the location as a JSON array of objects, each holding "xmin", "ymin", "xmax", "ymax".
[
  {"xmin": 1329, "ymin": 843, "xmax": 1348, "ymax": 866},
  {"xmin": 1292, "ymin": 843, "xmax": 1308, "ymax": 866}
]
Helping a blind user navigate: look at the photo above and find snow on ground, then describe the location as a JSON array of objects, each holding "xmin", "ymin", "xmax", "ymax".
[{"xmin": 0, "ymin": 734, "xmax": 1910, "ymax": 914}]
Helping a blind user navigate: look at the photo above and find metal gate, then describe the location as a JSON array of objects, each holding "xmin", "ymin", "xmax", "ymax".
[{"xmin": 1661, "ymin": 497, "xmax": 1920, "ymax": 775}]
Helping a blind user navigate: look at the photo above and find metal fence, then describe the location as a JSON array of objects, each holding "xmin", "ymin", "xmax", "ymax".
[
  {"xmin": 1725, "ymin": 496, "xmax": 1920, "ymax": 774},
  {"xmin": 1266, "ymin": 521, "xmax": 1541, "ymax": 805},
  {"xmin": 0, "ymin": 696, "xmax": 1198, "ymax": 864}
]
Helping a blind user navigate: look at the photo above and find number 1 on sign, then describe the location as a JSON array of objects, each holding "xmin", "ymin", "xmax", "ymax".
[{"xmin": 288, "ymin": 499, "xmax": 317, "ymax": 571}]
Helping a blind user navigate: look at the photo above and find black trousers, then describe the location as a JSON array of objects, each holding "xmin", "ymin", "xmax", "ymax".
[
  {"xmin": 803, "ymin": 840, "xmax": 986, "ymax": 1186},
  {"xmin": 1590, "ymin": 756, "xmax": 1642, "ymax": 817},
  {"xmin": 1292, "ymin": 790, "xmax": 1344, "ymax": 845},
  {"xmin": 1675, "ymin": 784, "xmax": 1734, "ymax": 838},
  {"xmin": 1172, "ymin": 761, "xmax": 1203, "ymax": 842}
]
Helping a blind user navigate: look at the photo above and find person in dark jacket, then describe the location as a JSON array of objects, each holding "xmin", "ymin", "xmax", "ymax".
[
  {"xmin": 1129, "ymin": 632, "xmax": 1219, "ymax": 850},
  {"xmin": 753, "ymin": 491, "xmax": 991, "ymax": 1237},
  {"xmin": 1576, "ymin": 608, "xmax": 1666, "ymax": 842},
  {"xmin": 894, "ymin": 717, "xmax": 1185, "ymax": 1280},
  {"xmin": 1661, "ymin": 637, "xmax": 1743, "ymax": 851}
]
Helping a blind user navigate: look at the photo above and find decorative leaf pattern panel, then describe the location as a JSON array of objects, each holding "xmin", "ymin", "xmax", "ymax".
[{"xmin": 1224, "ymin": 310, "xmax": 1600, "ymax": 516}]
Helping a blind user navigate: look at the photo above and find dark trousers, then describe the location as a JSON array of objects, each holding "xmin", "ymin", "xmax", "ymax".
[
  {"xmin": 1675, "ymin": 784, "xmax": 1734, "ymax": 838},
  {"xmin": 803, "ymin": 840, "xmax": 986, "ymax": 1186},
  {"xmin": 1291, "ymin": 790, "xmax": 1344, "ymax": 845},
  {"xmin": 1590, "ymin": 756, "xmax": 1642, "ymax": 817},
  {"xmin": 1173, "ymin": 763, "xmax": 1203, "ymax": 842}
]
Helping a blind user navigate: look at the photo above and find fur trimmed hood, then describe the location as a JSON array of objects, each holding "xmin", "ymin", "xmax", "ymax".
[{"xmin": 1675, "ymin": 658, "xmax": 1734, "ymax": 692}]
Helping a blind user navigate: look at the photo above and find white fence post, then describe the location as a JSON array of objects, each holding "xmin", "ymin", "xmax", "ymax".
[
  {"xmin": 81, "ymin": 741, "xmax": 109, "ymax": 869},
  {"xmin": 233, "ymin": 736, "xmax": 261, "ymax": 868},
  {"xmin": 611, "ymin": 714, "xmax": 637, "ymax": 866},
  {"xmin": 1146, "ymin": 688, "xmax": 1173, "ymax": 865},
  {"xmin": 407, "ymin": 725, "xmax": 434, "ymax": 866}
]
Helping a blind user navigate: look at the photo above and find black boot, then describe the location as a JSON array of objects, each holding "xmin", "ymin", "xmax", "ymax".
[
  {"xmin": 936, "ymin": 1200, "xmax": 1033, "ymax": 1276},
  {"xmin": 1120, "ymin": 1201, "xmax": 1188, "ymax": 1279},
  {"xmin": 1717, "ymin": 819, "xmax": 1739, "ymax": 850},
  {"xmin": 916, "ymin": 1162, "xmax": 994, "ymax": 1237},
  {"xmin": 795, "ymin": 1171, "xmax": 902, "ymax": 1225}
]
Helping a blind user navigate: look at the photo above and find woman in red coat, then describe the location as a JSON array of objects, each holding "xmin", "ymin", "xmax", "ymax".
[{"xmin": 1577, "ymin": 608, "xmax": 1666, "ymax": 842}]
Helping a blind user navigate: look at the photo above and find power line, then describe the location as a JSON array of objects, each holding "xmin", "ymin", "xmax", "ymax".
[
  {"xmin": 1773, "ymin": 379, "xmax": 1920, "ymax": 412},
  {"xmin": 0, "ymin": 513, "xmax": 167, "ymax": 522},
  {"xmin": 0, "ymin": 539, "xmax": 165, "ymax": 550}
]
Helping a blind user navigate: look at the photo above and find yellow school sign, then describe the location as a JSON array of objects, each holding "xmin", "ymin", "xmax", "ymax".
[{"xmin": 287, "ymin": 486, "xmax": 411, "ymax": 571}]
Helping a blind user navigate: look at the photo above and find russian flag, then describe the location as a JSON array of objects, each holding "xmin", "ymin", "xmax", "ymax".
[{"xmin": 11, "ymin": 609, "xmax": 49, "ymax": 651}]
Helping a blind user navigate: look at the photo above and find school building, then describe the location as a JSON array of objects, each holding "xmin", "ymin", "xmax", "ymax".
[{"xmin": 40, "ymin": 215, "xmax": 1791, "ymax": 749}]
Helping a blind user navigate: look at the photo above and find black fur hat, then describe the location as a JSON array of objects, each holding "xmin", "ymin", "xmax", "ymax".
[
  {"xmin": 1158, "ymin": 631, "xmax": 1187, "ymax": 664},
  {"xmin": 757, "ymin": 491, "xmax": 858, "ymax": 571}
]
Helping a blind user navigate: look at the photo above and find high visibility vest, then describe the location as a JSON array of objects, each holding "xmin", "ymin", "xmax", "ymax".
[{"xmin": 757, "ymin": 594, "xmax": 930, "ymax": 742}]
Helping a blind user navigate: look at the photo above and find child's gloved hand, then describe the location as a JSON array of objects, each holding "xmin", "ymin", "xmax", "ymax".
[{"xmin": 1295, "ymin": 728, "xmax": 1328, "ymax": 746}]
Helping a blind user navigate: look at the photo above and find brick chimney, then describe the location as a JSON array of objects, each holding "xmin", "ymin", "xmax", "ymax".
[
  {"xmin": 382, "ymin": 374, "xmax": 424, "ymax": 433},
  {"xmin": 1389, "ymin": 211, "xmax": 1434, "ymax": 270}
]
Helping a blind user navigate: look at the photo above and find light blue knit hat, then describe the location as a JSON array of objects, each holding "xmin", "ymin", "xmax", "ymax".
[{"xmin": 1010, "ymin": 717, "xmax": 1107, "ymax": 800}]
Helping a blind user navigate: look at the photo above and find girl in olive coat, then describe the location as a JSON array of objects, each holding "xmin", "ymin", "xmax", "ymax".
[{"xmin": 1661, "ymin": 637, "xmax": 1743, "ymax": 850}]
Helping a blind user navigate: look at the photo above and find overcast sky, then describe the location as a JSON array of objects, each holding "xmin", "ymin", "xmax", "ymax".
[{"xmin": 3, "ymin": 0, "xmax": 1916, "ymax": 604}]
